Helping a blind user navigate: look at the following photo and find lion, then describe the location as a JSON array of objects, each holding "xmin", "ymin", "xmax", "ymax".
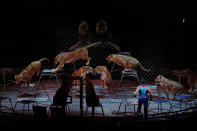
[
  {"xmin": 106, "ymin": 54, "xmax": 150, "ymax": 72},
  {"xmin": 172, "ymin": 69, "xmax": 184, "ymax": 83},
  {"xmin": 52, "ymin": 42, "xmax": 101, "ymax": 73},
  {"xmin": 15, "ymin": 58, "xmax": 49, "ymax": 86},
  {"xmin": 155, "ymin": 75, "xmax": 185, "ymax": 99},
  {"xmin": 72, "ymin": 66, "xmax": 93, "ymax": 89},
  {"xmin": 93, "ymin": 66, "xmax": 111, "ymax": 91},
  {"xmin": 173, "ymin": 70, "xmax": 183, "ymax": 78},
  {"xmin": 173, "ymin": 69, "xmax": 197, "ymax": 92}
]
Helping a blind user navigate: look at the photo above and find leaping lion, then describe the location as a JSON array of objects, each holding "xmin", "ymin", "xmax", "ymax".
[{"xmin": 52, "ymin": 42, "xmax": 101, "ymax": 72}]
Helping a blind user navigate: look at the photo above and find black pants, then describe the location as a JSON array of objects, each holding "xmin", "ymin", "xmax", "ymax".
[{"xmin": 137, "ymin": 97, "xmax": 149, "ymax": 118}]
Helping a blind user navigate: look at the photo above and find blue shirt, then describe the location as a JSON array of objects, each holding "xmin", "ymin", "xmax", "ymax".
[{"xmin": 139, "ymin": 86, "xmax": 149, "ymax": 98}]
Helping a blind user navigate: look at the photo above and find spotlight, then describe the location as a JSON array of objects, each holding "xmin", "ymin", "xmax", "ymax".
[{"xmin": 182, "ymin": 18, "xmax": 185, "ymax": 23}]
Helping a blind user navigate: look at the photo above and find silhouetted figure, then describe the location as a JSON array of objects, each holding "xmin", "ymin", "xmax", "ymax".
[
  {"xmin": 85, "ymin": 78, "xmax": 99, "ymax": 117},
  {"xmin": 53, "ymin": 79, "xmax": 73, "ymax": 107}
]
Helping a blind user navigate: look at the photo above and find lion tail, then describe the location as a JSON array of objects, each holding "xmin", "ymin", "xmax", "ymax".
[
  {"xmin": 85, "ymin": 42, "xmax": 102, "ymax": 49},
  {"xmin": 138, "ymin": 62, "xmax": 150, "ymax": 72},
  {"xmin": 39, "ymin": 58, "xmax": 49, "ymax": 63}
]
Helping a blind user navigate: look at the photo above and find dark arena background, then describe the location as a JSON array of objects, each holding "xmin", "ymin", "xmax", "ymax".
[{"xmin": 0, "ymin": 0, "xmax": 197, "ymax": 130}]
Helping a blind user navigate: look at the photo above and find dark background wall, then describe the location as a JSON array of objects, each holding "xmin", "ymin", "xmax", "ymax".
[{"xmin": 0, "ymin": 0, "xmax": 196, "ymax": 70}]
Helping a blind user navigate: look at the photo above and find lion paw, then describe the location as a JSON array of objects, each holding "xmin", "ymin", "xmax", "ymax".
[{"xmin": 52, "ymin": 69, "xmax": 56, "ymax": 73}]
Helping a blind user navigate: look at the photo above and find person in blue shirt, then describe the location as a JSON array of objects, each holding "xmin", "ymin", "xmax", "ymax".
[{"xmin": 134, "ymin": 79, "xmax": 153, "ymax": 119}]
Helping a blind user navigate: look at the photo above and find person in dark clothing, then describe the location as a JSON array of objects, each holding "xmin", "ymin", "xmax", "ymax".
[
  {"xmin": 88, "ymin": 20, "xmax": 120, "ymax": 67},
  {"xmin": 69, "ymin": 21, "xmax": 92, "ymax": 51},
  {"xmin": 134, "ymin": 79, "xmax": 153, "ymax": 119},
  {"xmin": 52, "ymin": 79, "xmax": 73, "ymax": 107},
  {"xmin": 93, "ymin": 20, "xmax": 112, "ymax": 43}
]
